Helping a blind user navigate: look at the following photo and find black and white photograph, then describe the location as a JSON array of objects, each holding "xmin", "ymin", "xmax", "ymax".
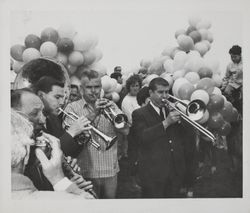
[{"xmin": 0, "ymin": 0, "xmax": 249, "ymax": 212}]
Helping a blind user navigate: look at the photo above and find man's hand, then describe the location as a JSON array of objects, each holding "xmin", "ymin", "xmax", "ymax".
[
  {"xmin": 65, "ymin": 156, "xmax": 81, "ymax": 173},
  {"xmin": 35, "ymin": 132, "xmax": 65, "ymax": 186},
  {"xmin": 67, "ymin": 116, "xmax": 92, "ymax": 137},
  {"xmin": 162, "ymin": 110, "xmax": 181, "ymax": 129},
  {"xmin": 70, "ymin": 174, "xmax": 93, "ymax": 191}
]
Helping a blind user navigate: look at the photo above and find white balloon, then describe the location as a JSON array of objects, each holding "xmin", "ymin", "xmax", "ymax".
[
  {"xmin": 198, "ymin": 29, "xmax": 209, "ymax": 40},
  {"xmin": 212, "ymin": 87, "xmax": 222, "ymax": 95},
  {"xmin": 196, "ymin": 19, "xmax": 212, "ymax": 29},
  {"xmin": 40, "ymin": 41, "xmax": 58, "ymax": 58},
  {"xmin": 114, "ymin": 83, "xmax": 123, "ymax": 93},
  {"xmin": 101, "ymin": 75, "xmax": 112, "ymax": 93},
  {"xmin": 22, "ymin": 48, "xmax": 41, "ymax": 63},
  {"xmin": 175, "ymin": 29, "xmax": 186, "ymax": 39},
  {"xmin": 163, "ymin": 59, "xmax": 174, "ymax": 73},
  {"xmin": 172, "ymin": 77, "xmax": 189, "ymax": 98},
  {"xmin": 161, "ymin": 46, "xmax": 176, "ymax": 56},
  {"xmin": 111, "ymin": 92, "xmax": 120, "ymax": 103},
  {"xmin": 194, "ymin": 41, "xmax": 209, "ymax": 56},
  {"xmin": 173, "ymin": 51, "xmax": 188, "ymax": 71},
  {"xmin": 68, "ymin": 51, "xmax": 84, "ymax": 66},
  {"xmin": 173, "ymin": 69, "xmax": 186, "ymax": 80},
  {"xmin": 188, "ymin": 15, "xmax": 202, "ymax": 27},
  {"xmin": 89, "ymin": 63, "xmax": 107, "ymax": 77},
  {"xmin": 140, "ymin": 58, "xmax": 152, "ymax": 68},
  {"xmin": 160, "ymin": 72, "xmax": 174, "ymax": 88},
  {"xmin": 58, "ymin": 23, "xmax": 76, "ymax": 39}
]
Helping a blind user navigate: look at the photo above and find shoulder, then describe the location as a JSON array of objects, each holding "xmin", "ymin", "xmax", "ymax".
[{"xmin": 65, "ymin": 99, "xmax": 84, "ymax": 111}]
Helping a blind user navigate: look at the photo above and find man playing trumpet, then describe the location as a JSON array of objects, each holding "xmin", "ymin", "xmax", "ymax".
[{"xmin": 63, "ymin": 69, "xmax": 129, "ymax": 199}]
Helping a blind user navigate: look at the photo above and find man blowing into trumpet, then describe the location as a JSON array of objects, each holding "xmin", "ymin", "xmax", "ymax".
[
  {"xmin": 131, "ymin": 77, "xmax": 194, "ymax": 198},
  {"xmin": 63, "ymin": 69, "xmax": 129, "ymax": 199}
]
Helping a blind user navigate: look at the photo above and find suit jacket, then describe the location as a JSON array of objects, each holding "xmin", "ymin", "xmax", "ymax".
[
  {"xmin": 11, "ymin": 173, "xmax": 94, "ymax": 199},
  {"xmin": 45, "ymin": 113, "xmax": 84, "ymax": 157},
  {"xmin": 131, "ymin": 103, "xmax": 188, "ymax": 182}
]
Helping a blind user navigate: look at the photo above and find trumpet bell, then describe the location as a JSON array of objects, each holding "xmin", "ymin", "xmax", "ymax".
[
  {"xmin": 113, "ymin": 114, "xmax": 128, "ymax": 129},
  {"xmin": 186, "ymin": 99, "xmax": 206, "ymax": 121}
]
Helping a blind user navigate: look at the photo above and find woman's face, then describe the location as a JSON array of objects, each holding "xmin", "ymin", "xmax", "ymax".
[{"xmin": 129, "ymin": 82, "xmax": 141, "ymax": 96}]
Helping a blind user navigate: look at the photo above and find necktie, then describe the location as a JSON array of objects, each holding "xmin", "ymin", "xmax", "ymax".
[{"xmin": 159, "ymin": 107, "xmax": 165, "ymax": 121}]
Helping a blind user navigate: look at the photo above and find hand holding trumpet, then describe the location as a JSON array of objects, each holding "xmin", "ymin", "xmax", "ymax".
[
  {"xmin": 162, "ymin": 109, "xmax": 182, "ymax": 129},
  {"xmin": 67, "ymin": 116, "xmax": 92, "ymax": 138}
]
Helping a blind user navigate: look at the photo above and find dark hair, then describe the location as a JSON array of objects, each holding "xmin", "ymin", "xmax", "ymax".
[
  {"xmin": 11, "ymin": 88, "xmax": 35, "ymax": 109},
  {"xmin": 148, "ymin": 77, "xmax": 169, "ymax": 92},
  {"xmin": 136, "ymin": 86, "xmax": 149, "ymax": 106},
  {"xmin": 126, "ymin": 74, "xmax": 142, "ymax": 92},
  {"xmin": 80, "ymin": 69, "xmax": 100, "ymax": 81},
  {"xmin": 70, "ymin": 84, "xmax": 79, "ymax": 91},
  {"xmin": 110, "ymin": 72, "xmax": 122, "ymax": 81},
  {"xmin": 114, "ymin": 66, "xmax": 122, "ymax": 72},
  {"xmin": 33, "ymin": 76, "xmax": 64, "ymax": 94},
  {"xmin": 229, "ymin": 45, "xmax": 241, "ymax": 55}
]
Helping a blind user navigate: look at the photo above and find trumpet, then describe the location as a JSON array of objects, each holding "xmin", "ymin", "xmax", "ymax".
[
  {"xmin": 59, "ymin": 108, "xmax": 117, "ymax": 150},
  {"xmin": 102, "ymin": 106, "xmax": 128, "ymax": 129},
  {"xmin": 162, "ymin": 95, "xmax": 216, "ymax": 143}
]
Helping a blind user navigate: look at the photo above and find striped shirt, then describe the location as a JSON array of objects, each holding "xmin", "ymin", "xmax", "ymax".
[{"xmin": 63, "ymin": 98, "xmax": 120, "ymax": 178}]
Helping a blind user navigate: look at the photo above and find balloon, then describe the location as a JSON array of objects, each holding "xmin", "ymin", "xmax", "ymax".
[
  {"xmin": 230, "ymin": 107, "xmax": 239, "ymax": 122},
  {"xmin": 212, "ymin": 74, "xmax": 223, "ymax": 87},
  {"xmin": 68, "ymin": 51, "xmax": 84, "ymax": 66},
  {"xmin": 196, "ymin": 78, "xmax": 215, "ymax": 94},
  {"xmin": 82, "ymin": 50, "xmax": 97, "ymax": 66},
  {"xmin": 40, "ymin": 27, "xmax": 59, "ymax": 43},
  {"xmin": 197, "ymin": 66, "xmax": 213, "ymax": 79},
  {"xmin": 162, "ymin": 46, "xmax": 176, "ymax": 56},
  {"xmin": 101, "ymin": 75, "xmax": 112, "ymax": 92},
  {"xmin": 108, "ymin": 78, "xmax": 118, "ymax": 93},
  {"xmin": 67, "ymin": 64, "xmax": 77, "ymax": 75},
  {"xmin": 73, "ymin": 33, "xmax": 98, "ymax": 52},
  {"xmin": 173, "ymin": 51, "xmax": 188, "ymax": 71},
  {"xmin": 175, "ymin": 29, "xmax": 186, "ymax": 39},
  {"xmin": 13, "ymin": 60, "xmax": 24, "ymax": 74},
  {"xmin": 140, "ymin": 58, "xmax": 152, "ymax": 68},
  {"xmin": 186, "ymin": 26, "xmax": 197, "ymax": 35},
  {"xmin": 24, "ymin": 34, "xmax": 42, "ymax": 50},
  {"xmin": 194, "ymin": 42, "xmax": 208, "ymax": 56},
  {"xmin": 89, "ymin": 63, "xmax": 107, "ymax": 77},
  {"xmin": 111, "ymin": 92, "xmax": 120, "ymax": 103},
  {"xmin": 207, "ymin": 112, "xmax": 224, "ymax": 129},
  {"xmin": 197, "ymin": 110, "xmax": 209, "ymax": 124},
  {"xmin": 40, "ymin": 41, "xmax": 58, "ymax": 58},
  {"xmin": 188, "ymin": 15, "xmax": 202, "ymax": 27},
  {"xmin": 188, "ymin": 50, "xmax": 201, "ymax": 58},
  {"xmin": 212, "ymin": 87, "xmax": 222, "ymax": 95},
  {"xmin": 196, "ymin": 20, "xmax": 212, "ymax": 29},
  {"xmin": 190, "ymin": 89, "xmax": 209, "ymax": 105},
  {"xmin": 178, "ymin": 82, "xmax": 195, "ymax": 100},
  {"xmin": 220, "ymin": 101, "xmax": 234, "ymax": 122},
  {"xmin": 206, "ymin": 31, "xmax": 214, "ymax": 43},
  {"xmin": 184, "ymin": 55, "xmax": 204, "ymax": 73},
  {"xmin": 160, "ymin": 72, "xmax": 174, "ymax": 88},
  {"xmin": 177, "ymin": 35, "xmax": 194, "ymax": 52},
  {"xmin": 56, "ymin": 52, "xmax": 68, "ymax": 65},
  {"xmin": 58, "ymin": 23, "xmax": 76, "ymax": 39},
  {"xmin": 163, "ymin": 59, "xmax": 174, "ymax": 73},
  {"xmin": 10, "ymin": 44, "xmax": 26, "ymax": 61},
  {"xmin": 184, "ymin": 72, "xmax": 200, "ymax": 84},
  {"xmin": 57, "ymin": 38, "xmax": 74, "ymax": 55},
  {"xmin": 172, "ymin": 77, "xmax": 189, "ymax": 98},
  {"xmin": 189, "ymin": 31, "xmax": 202, "ymax": 43},
  {"xmin": 202, "ymin": 40, "xmax": 211, "ymax": 51},
  {"xmin": 198, "ymin": 29, "xmax": 209, "ymax": 40},
  {"xmin": 114, "ymin": 83, "xmax": 123, "ymax": 93},
  {"xmin": 173, "ymin": 69, "xmax": 186, "ymax": 80},
  {"xmin": 22, "ymin": 48, "xmax": 41, "ymax": 63},
  {"xmin": 206, "ymin": 94, "xmax": 225, "ymax": 112},
  {"xmin": 217, "ymin": 121, "xmax": 231, "ymax": 136}
]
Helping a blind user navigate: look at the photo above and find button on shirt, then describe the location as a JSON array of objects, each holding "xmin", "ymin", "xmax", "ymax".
[{"xmin": 63, "ymin": 98, "xmax": 121, "ymax": 178}]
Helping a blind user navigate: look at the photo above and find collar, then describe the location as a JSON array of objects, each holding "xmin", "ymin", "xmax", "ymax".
[{"xmin": 150, "ymin": 101, "xmax": 160, "ymax": 114}]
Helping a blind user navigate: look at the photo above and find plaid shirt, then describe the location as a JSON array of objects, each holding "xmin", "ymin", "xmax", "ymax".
[{"xmin": 63, "ymin": 98, "xmax": 120, "ymax": 178}]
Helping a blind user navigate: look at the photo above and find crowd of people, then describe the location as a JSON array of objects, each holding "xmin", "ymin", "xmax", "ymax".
[{"xmin": 11, "ymin": 45, "xmax": 242, "ymax": 199}]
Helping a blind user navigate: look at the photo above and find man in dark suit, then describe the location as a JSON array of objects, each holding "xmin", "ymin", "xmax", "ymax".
[{"xmin": 131, "ymin": 77, "xmax": 188, "ymax": 198}]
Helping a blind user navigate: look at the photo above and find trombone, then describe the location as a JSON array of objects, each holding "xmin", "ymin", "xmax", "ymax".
[
  {"xmin": 59, "ymin": 108, "xmax": 117, "ymax": 150},
  {"xmin": 162, "ymin": 95, "xmax": 216, "ymax": 143}
]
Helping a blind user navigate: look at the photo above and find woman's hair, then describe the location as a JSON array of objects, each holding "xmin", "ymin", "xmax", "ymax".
[
  {"xmin": 11, "ymin": 110, "xmax": 34, "ymax": 168},
  {"xmin": 125, "ymin": 74, "xmax": 142, "ymax": 92},
  {"xmin": 229, "ymin": 45, "xmax": 242, "ymax": 55}
]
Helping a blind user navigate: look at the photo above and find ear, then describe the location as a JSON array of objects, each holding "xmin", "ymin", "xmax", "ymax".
[{"xmin": 37, "ymin": 91, "xmax": 45, "ymax": 99}]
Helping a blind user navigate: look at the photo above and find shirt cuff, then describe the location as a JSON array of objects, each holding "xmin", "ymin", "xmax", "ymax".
[{"xmin": 53, "ymin": 177, "xmax": 72, "ymax": 191}]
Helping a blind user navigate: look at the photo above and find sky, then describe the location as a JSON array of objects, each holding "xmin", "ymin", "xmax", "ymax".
[{"xmin": 10, "ymin": 9, "xmax": 242, "ymax": 76}]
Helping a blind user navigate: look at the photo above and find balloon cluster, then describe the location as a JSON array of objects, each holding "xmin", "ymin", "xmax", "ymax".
[
  {"xmin": 10, "ymin": 24, "xmax": 122, "ymax": 102},
  {"xmin": 10, "ymin": 25, "xmax": 105, "ymax": 75},
  {"xmin": 139, "ymin": 16, "xmax": 239, "ymax": 137}
]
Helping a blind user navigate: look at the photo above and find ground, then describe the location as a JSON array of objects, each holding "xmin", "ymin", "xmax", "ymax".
[{"xmin": 116, "ymin": 148, "xmax": 242, "ymax": 198}]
